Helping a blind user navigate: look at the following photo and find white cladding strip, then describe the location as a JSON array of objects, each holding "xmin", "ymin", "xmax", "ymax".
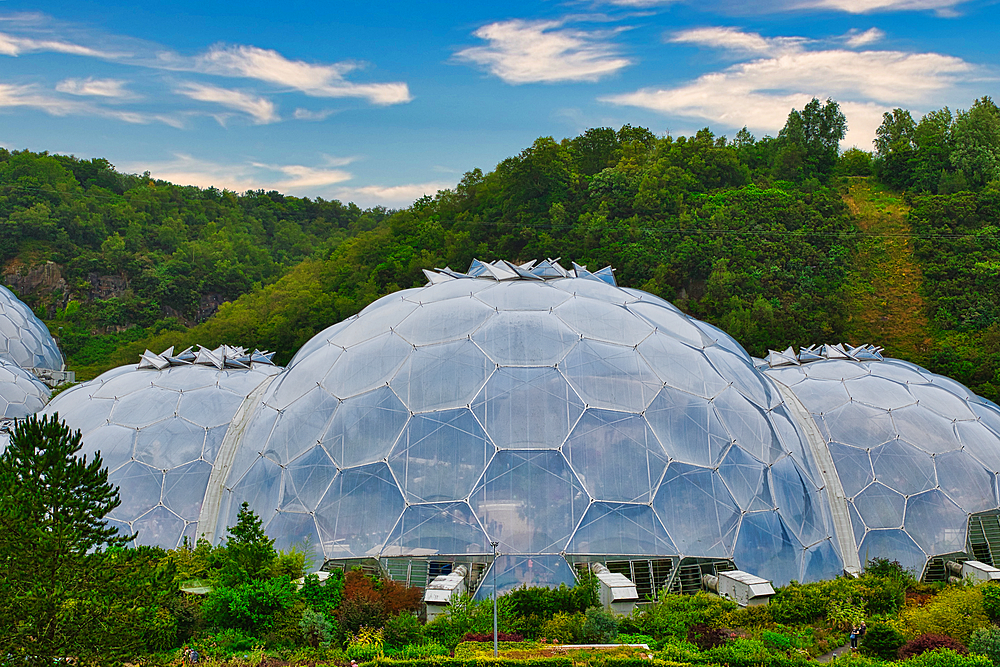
[
  {"xmin": 772, "ymin": 379, "xmax": 862, "ymax": 573},
  {"xmin": 196, "ymin": 373, "xmax": 280, "ymax": 544}
]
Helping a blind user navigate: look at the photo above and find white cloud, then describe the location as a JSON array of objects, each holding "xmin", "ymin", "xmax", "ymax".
[
  {"xmin": 293, "ymin": 107, "xmax": 337, "ymax": 121},
  {"xmin": 249, "ymin": 162, "xmax": 352, "ymax": 189},
  {"xmin": 175, "ymin": 82, "xmax": 278, "ymax": 124},
  {"xmin": 0, "ymin": 82, "xmax": 179, "ymax": 126},
  {"xmin": 0, "ymin": 30, "xmax": 114, "ymax": 57},
  {"xmin": 603, "ymin": 27, "xmax": 976, "ymax": 148},
  {"xmin": 796, "ymin": 0, "xmax": 966, "ymax": 14},
  {"xmin": 55, "ymin": 77, "xmax": 130, "ymax": 97},
  {"xmin": 670, "ymin": 26, "xmax": 807, "ymax": 55},
  {"xmin": 192, "ymin": 44, "xmax": 411, "ymax": 105},
  {"xmin": 455, "ymin": 19, "xmax": 632, "ymax": 84},
  {"xmin": 333, "ymin": 181, "xmax": 455, "ymax": 208},
  {"xmin": 844, "ymin": 27, "xmax": 885, "ymax": 47}
]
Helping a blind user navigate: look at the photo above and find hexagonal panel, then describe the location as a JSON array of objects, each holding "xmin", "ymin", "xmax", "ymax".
[
  {"xmin": 131, "ymin": 505, "xmax": 185, "ymax": 549},
  {"xmin": 845, "ymin": 376, "xmax": 915, "ymax": 410},
  {"xmin": 163, "ymin": 460, "xmax": 214, "ymax": 520},
  {"xmin": 827, "ymin": 442, "xmax": 874, "ymax": 498},
  {"xmin": 383, "ymin": 502, "xmax": 492, "ymax": 556},
  {"xmin": 266, "ymin": 511, "xmax": 321, "ymax": 553},
  {"xmin": 653, "ymin": 463, "xmax": 740, "ymax": 558},
  {"xmin": 566, "ymin": 502, "xmax": 676, "ymax": 555},
  {"xmin": 564, "ymin": 410, "xmax": 666, "ymax": 503},
  {"xmin": 110, "ymin": 460, "xmax": 163, "ymax": 521},
  {"xmin": 271, "ymin": 343, "xmax": 343, "ymax": 409},
  {"xmin": 935, "ymin": 450, "xmax": 997, "ymax": 513},
  {"xmin": 283, "ymin": 445, "xmax": 338, "ymax": 512},
  {"xmin": 110, "ymin": 387, "xmax": 178, "ymax": 428},
  {"xmin": 472, "ymin": 367, "xmax": 583, "ymax": 450},
  {"xmin": 858, "ymin": 530, "xmax": 926, "ymax": 578},
  {"xmin": 135, "ymin": 417, "xmax": 206, "ymax": 469},
  {"xmin": 957, "ymin": 420, "xmax": 1000, "ymax": 470},
  {"xmin": 854, "ymin": 483, "xmax": 906, "ymax": 529},
  {"xmin": 704, "ymin": 346, "xmax": 772, "ymax": 408},
  {"xmin": 324, "ymin": 333, "xmax": 412, "ymax": 399},
  {"xmin": 314, "ymin": 463, "xmax": 404, "ymax": 559},
  {"xmin": 561, "ymin": 340, "xmax": 661, "ymax": 412},
  {"xmin": 472, "ymin": 311, "xmax": 578, "ymax": 366},
  {"xmin": 394, "ymin": 298, "xmax": 496, "ymax": 346},
  {"xmin": 637, "ymin": 333, "xmax": 728, "ymax": 399},
  {"xmin": 871, "ymin": 439, "xmax": 936, "ymax": 496},
  {"xmin": 474, "ymin": 281, "xmax": 571, "ymax": 311},
  {"xmin": 556, "ymin": 297, "xmax": 653, "ymax": 346},
  {"xmin": 718, "ymin": 445, "xmax": 772, "ymax": 511},
  {"xmin": 801, "ymin": 539, "xmax": 845, "ymax": 581},
  {"xmin": 785, "ymin": 379, "xmax": 851, "ymax": 413},
  {"xmin": 713, "ymin": 388, "xmax": 781, "ymax": 464},
  {"xmin": 178, "ymin": 387, "xmax": 246, "ymax": 428},
  {"xmin": 264, "ymin": 387, "xmax": 339, "ymax": 465},
  {"xmin": 391, "ymin": 339, "xmax": 493, "ymax": 412},
  {"xmin": 322, "ymin": 386, "xmax": 408, "ymax": 468},
  {"xmin": 334, "ymin": 299, "xmax": 420, "ymax": 347},
  {"xmin": 733, "ymin": 511, "xmax": 801, "ymax": 588},
  {"xmin": 819, "ymin": 402, "xmax": 895, "ymax": 448},
  {"xmin": 389, "ymin": 409, "xmax": 494, "ymax": 503},
  {"xmin": 890, "ymin": 405, "xmax": 960, "ymax": 454},
  {"xmin": 904, "ymin": 489, "xmax": 968, "ymax": 555},
  {"xmin": 801, "ymin": 360, "xmax": 870, "ymax": 381},
  {"xmin": 470, "ymin": 450, "xmax": 587, "ymax": 554},
  {"xmin": 82, "ymin": 423, "xmax": 137, "ymax": 474},
  {"xmin": 626, "ymin": 301, "xmax": 707, "ymax": 348},
  {"xmin": 770, "ymin": 456, "xmax": 829, "ymax": 548},
  {"xmin": 646, "ymin": 386, "xmax": 731, "ymax": 467},
  {"xmin": 908, "ymin": 383, "xmax": 977, "ymax": 420}
]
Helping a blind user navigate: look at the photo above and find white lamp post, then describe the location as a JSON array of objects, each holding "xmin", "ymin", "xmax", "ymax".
[{"xmin": 491, "ymin": 541, "xmax": 499, "ymax": 658}]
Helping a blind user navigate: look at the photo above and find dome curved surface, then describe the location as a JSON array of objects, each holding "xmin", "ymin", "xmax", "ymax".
[
  {"xmin": 0, "ymin": 285, "xmax": 63, "ymax": 371},
  {"xmin": 42, "ymin": 346, "xmax": 281, "ymax": 549},
  {"xmin": 764, "ymin": 349, "xmax": 1000, "ymax": 576},
  {"xmin": 221, "ymin": 260, "xmax": 843, "ymax": 586},
  {"xmin": 0, "ymin": 358, "xmax": 50, "ymax": 419}
]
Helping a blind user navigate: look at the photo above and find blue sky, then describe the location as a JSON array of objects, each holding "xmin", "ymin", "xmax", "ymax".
[{"xmin": 0, "ymin": 0, "xmax": 996, "ymax": 207}]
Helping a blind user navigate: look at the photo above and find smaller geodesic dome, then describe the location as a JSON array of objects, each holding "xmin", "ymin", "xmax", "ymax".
[
  {"xmin": 0, "ymin": 284, "xmax": 63, "ymax": 372},
  {"xmin": 762, "ymin": 344, "xmax": 1000, "ymax": 577},
  {"xmin": 0, "ymin": 357, "xmax": 50, "ymax": 419},
  {"xmin": 41, "ymin": 345, "xmax": 281, "ymax": 548}
]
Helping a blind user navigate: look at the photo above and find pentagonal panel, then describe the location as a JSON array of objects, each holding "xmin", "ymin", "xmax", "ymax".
[
  {"xmin": 314, "ymin": 463, "xmax": 404, "ymax": 558},
  {"xmin": 470, "ymin": 450, "xmax": 587, "ymax": 554},
  {"xmin": 283, "ymin": 445, "xmax": 338, "ymax": 512},
  {"xmin": 561, "ymin": 340, "xmax": 661, "ymax": 412},
  {"xmin": 163, "ymin": 460, "xmax": 213, "ymax": 520},
  {"xmin": 391, "ymin": 339, "xmax": 493, "ymax": 412},
  {"xmin": 626, "ymin": 301, "xmax": 707, "ymax": 347},
  {"xmin": 178, "ymin": 387, "xmax": 245, "ymax": 428},
  {"xmin": 891, "ymin": 405, "xmax": 960, "ymax": 454},
  {"xmin": 637, "ymin": 333, "xmax": 729, "ymax": 399},
  {"xmin": 713, "ymin": 388, "xmax": 781, "ymax": 463},
  {"xmin": 846, "ymin": 376, "xmax": 915, "ymax": 410},
  {"xmin": 474, "ymin": 281, "xmax": 571, "ymax": 311},
  {"xmin": 131, "ymin": 506, "xmax": 185, "ymax": 549},
  {"xmin": 383, "ymin": 502, "xmax": 491, "ymax": 556},
  {"xmin": 871, "ymin": 440, "xmax": 936, "ymax": 496},
  {"xmin": 801, "ymin": 360, "xmax": 870, "ymax": 381},
  {"xmin": 904, "ymin": 489, "xmax": 969, "ymax": 556},
  {"xmin": 556, "ymin": 297, "xmax": 653, "ymax": 346},
  {"xmin": 323, "ymin": 386, "xmax": 408, "ymax": 468},
  {"xmin": 266, "ymin": 510, "xmax": 322, "ymax": 553},
  {"xmin": 472, "ymin": 311, "xmax": 578, "ymax": 366},
  {"xmin": 908, "ymin": 383, "xmax": 977, "ymax": 420},
  {"xmin": 564, "ymin": 410, "xmax": 666, "ymax": 503},
  {"xmin": 110, "ymin": 460, "xmax": 163, "ymax": 520},
  {"xmin": 110, "ymin": 387, "xmax": 178, "ymax": 428},
  {"xmin": 81, "ymin": 424, "xmax": 137, "ymax": 474},
  {"xmin": 324, "ymin": 333, "xmax": 412, "ymax": 399},
  {"xmin": 854, "ymin": 483, "xmax": 906, "ymax": 529},
  {"xmin": 654, "ymin": 463, "xmax": 740, "ymax": 558},
  {"xmin": 566, "ymin": 502, "xmax": 676, "ymax": 555},
  {"xmin": 264, "ymin": 387, "xmax": 339, "ymax": 465},
  {"xmin": 827, "ymin": 442, "xmax": 874, "ymax": 498},
  {"xmin": 770, "ymin": 455, "xmax": 828, "ymax": 547},
  {"xmin": 394, "ymin": 298, "xmax": 495, "ymax": 346},
  {"xmin": 819, "ymin": 402, "xmax": 895, "ymax": 447},
  {"xmin": 390, "ymin": 409, "xmax": 493, "ymax": 503},
  {"xmin": 646, "ymin": 386, "xmax": 731, "ymax": 467},
  {"xmin": 134, "ymin": 417, "xmax": 206, "ymax": 469},
  {"xmin": 733, "ymin": 511, "xmax": 801, "ymax": 588},
  {"xmin": 935, "ymin": 450, "xmax": 996, "ymax": 512},
  {"xmin": 718, "ymin": 445, "xmax": 772, "ymax": 511},
  {"xmin": 472, "ymin": 367, "xmax": 583, "ymax": 449}
]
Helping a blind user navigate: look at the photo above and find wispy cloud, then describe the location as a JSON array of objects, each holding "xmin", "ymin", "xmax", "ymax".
[
  {"xmin": 795, "ymin": 0, "xmax": 967, "ymax": 15},
  {"xmin": 0, "ymin": 82, "xmax": 177, "ymax": 126},
  {"xmin": 55, "ymin": 77, "xmax": 130, "ymax": 97},
  {"xmin": 0, "ymin": 30, "xmax": 114, "ymax": 57},
  {"xmin": 455, "ymin": 19, "xmax": 632, "ymax": 84},
  {"xmin": 175, "ymin": 82, "xmax": 278, "ymax": 124},
  {"xmin": 293, "ymin": 107, "xmax": 337, "ymax": 121},
  {"xmin": 603, "ymin": 27, "xmax": 976, "ymax": 148},
  {"xmin": 670, "ymin": 26, "xmax": 807, "ymax": 55},
  {"xmin": 843, "ymin": 27, "xmax": 885, "ymax": 47},
  {"xmin": 333, "ymin": 181, "xmax": 455, "ymax": 208}
]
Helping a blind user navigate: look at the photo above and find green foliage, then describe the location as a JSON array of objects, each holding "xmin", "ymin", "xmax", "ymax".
[
  {"xmin": 202, "ymin": 575, "xmax": 298, "ymax": 634},
  {"xmin": 217, "ymin": 501, "xmax": 278, "ymax": 587},
  {"xmin": 969, "ymin": 626, "xmax": 1000, "ymax": 666},
  {"xmin": 299, "ymin": 607, "xmax": 336, "ymax": 648},
  {"xmin": 902, "ymin": 649, "xmax": 992, "ymax": 667},
  {"xmin": 762, "ymin": 630, "xmax": 795, "ymax": 652},
  {"xmin": 901, "ymin": 586, "xmax": 989, "ymax": 643},
  {"xmin": 0, "ymin": 413, "xmax": 136, "ymax": 664},
  {"xmin": 384, "ymin": 613, "xmax": 425, "ymax": 649},
  {"xmin": 300, "ymin": 570, "xmax": 345, "ymax": 616},
  {"xmin": 582, "ymin": 607, "xmax": 619, "ymax": 643},
  {"xmin": 625, "ymin": 592, "xmax": 736, "ymax": 642},
  {"xmin": 980, "ymin": 585, "xmax": 1000, "ymax": 622},
  {"xmin": 861, "ymin": 621, "xmax": 906, "ymax": 660},
  {"xmin": 507, "ymin": 576, "xmax": 599, "ymax": 620}
]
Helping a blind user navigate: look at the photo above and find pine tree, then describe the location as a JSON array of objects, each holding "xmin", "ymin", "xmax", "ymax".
[{"xmin": 0, "ymin": 413, "xmax": 130, "ymax": 665}]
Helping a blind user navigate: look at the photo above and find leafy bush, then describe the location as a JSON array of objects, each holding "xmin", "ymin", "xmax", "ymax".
[
  {"xmin": 687, "ymin": 623, "xmax": 738, "ymax": 650},
  {"xmin": 902, "ymin": 587, "xmax": 988, "ymax": 643},
  {"xmin": 300, "ymin": 607, "xmax": 336, "ymax": 648},
  {"xmin": 981, "ymin": 585, "xmax": 1000, "ymax": 623},
  {"xmin": 968, "ymin": 626, "xmax": 1000, "ymax": 666},
  {"xmin": 208, "ymin": 628, "xmax": 261, "ymax": 655},
  {"xmin": 627, "ymin": 592, "xmax": 736, "ymax": 641},
  {"xmin": 861, "ymin": 621, "xmax": 906, "ymax": 660},
  {"xmin": 762, "ymin": 630, "xmax": 795, "ymax": 652},
  {"xmin": 299, "ymin": 570, "xmax": 345, "ymax": 616},
  {"xmin": 462, "ymin": 631, "xmax": 525, "ymax": 642},
  {"xmin": 583, "ymin": 607, "xmax": 619, "ymax": 643},
  {"xmin": 541, "ymin": 611, "xmax": 585, "ymax": 643},
  {"xmin": 337, "ymin": 569, "xmax": 422, "ymax": 635},
  {"xmin": 899, "ymin": 634, "xmax": 969, "ymax": 659},
  {"xmin": 901, "ymin": 649, "xmax": 992, "ymax": 667},
  {"xmin": 203, "ymin": 575, "xmax": 298, "ymax": 633},
  {"xmin": 506, "ymin": 575, "xmax": 599, "ymax": 620},
  {"xmin": 384, "ymin": 612, "xmax": 424, "ymax": 649},
  {"xmin": 385, "ymin": 643, "xmax": 451, "ymax": 659}
]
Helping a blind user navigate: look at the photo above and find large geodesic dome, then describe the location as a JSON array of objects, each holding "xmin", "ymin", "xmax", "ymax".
[
  {"xmin": 762, "ymin": 345, "xmax": 1000, "ymax": 578},
  {"xmin": 0, "ymin": 357, "xmax": 51, "ymax": 448},
  {"xmin": 216, "ymin": 259, "xmax": 845, "ymax": 592},
  {"xmin": 0, "ymin": 284, "xmax": 63, "ymax": 372},
  {"xmin": 42, "ymin": 346, "xmax": 281, "ymax": 548}
]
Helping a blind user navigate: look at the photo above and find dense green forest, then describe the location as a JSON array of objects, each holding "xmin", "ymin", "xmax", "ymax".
[{"xmin": 4, "ymin": 97, "xmax": 1000, "ymax": 400}]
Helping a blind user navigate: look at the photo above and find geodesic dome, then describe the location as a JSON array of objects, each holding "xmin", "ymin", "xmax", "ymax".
[
  {"xmin": 0, "ymin": 357, "xmax": 50, "ymax": 419},
  {"xmin": 41, "ymin": 345, "xmax": 281, "ymax": 548},
  {"xmin": 762, "ymin": 345, "xmax": 1000, "ymax": 577},
  {"xmin": 216, "ymin": 259, "xmax": 844, "ymax": 590},
  {"xmin": 0, "ymin": 284, "xmax": 63, "ymax": 371}
]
